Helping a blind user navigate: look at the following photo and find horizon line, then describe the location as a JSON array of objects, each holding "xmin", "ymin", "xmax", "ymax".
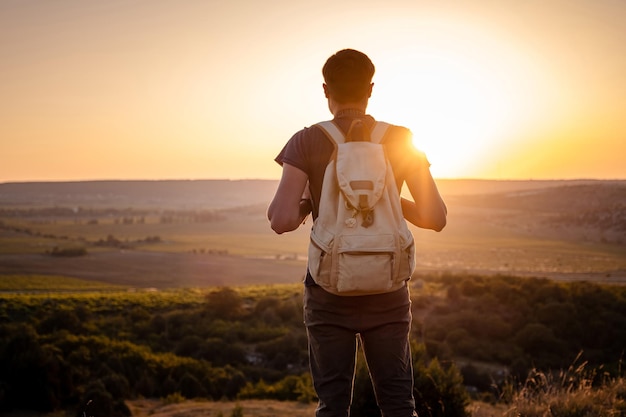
[{"xmin": 2, "ymin": 177, "xmax": 625, "ymax": 185}]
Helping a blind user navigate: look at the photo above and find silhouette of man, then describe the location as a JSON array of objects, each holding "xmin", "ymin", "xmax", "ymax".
[{"xmin": 268, "ymin": 49, "xmax": 447, "ymax": 417}]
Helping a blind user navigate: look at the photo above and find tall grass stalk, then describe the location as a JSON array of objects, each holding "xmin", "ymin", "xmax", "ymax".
[{"xmin": 500, "ymin": 355, "xmax": 625, "ymax": 416}]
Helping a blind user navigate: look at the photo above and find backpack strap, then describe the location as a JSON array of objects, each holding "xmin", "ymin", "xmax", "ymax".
[
  {"xmin": 316, "ymin": 120, "xmax": 390, "ymax": 145},
  {"xmin": 316, "ymin": 121, "xmax": 345, "ymax": 145},
  {"xmin": 370, "ymin": 122, "xmax": 390, "ymax": 144}
]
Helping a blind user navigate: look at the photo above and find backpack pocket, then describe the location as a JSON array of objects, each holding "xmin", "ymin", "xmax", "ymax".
[
  {"xmin": 309, "ymin": 231, "xmax": 332, "ymax": 287},
  {"xmin": 335, "ymin": 234, "xmax": 396, "ymax": 293},
  {"xmin": 396, "ymin": 237, "xmax": 416, "ymax": 284}
]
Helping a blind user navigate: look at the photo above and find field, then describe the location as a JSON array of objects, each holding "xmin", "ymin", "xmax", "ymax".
[{"xmin": 0, "ymin": 179, "xmax": 624, "ymax": 289}]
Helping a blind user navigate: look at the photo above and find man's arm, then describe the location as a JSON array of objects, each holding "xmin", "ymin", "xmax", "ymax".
[
  {"xmin": 268, "ymin": 163, "xmax": 311, "ymax": 234},
  {"xmin": 402, "ymin": 154, "xmax": 447, "ymax": 232}
]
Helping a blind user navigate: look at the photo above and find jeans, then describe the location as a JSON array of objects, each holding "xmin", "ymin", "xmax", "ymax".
[{"xmin": 304, "ymin": 284, "xmax": 418, "ymax": 417}]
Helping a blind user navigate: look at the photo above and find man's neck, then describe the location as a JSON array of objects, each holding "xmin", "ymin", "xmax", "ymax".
[
  {"xmin": 334, "ymin": 108, "xmax": 366, "ymax": 118},
  {"xmin": 328, "ymin": 98, "xmax": 368, "ymax": 117},
  {"xmin": 330, "ymin": 102, "xmax": 367, "ymax": 116}
]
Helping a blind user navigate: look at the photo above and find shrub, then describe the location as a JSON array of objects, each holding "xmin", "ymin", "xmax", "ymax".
[
  {"xmin": 413, "ymin": 357, "xmax": 470, "ymax": 417},
  {"xmin": 161, "ymin": 391, "xmax": 185, "ymax": 404}
]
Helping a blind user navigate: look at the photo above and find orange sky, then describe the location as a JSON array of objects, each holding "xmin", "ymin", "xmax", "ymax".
[{"xmin": 1, "ymin": 0, "xmax": 625, "ymax": 182}]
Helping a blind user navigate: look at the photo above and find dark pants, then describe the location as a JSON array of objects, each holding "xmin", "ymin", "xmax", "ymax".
[{"xmin": 304, "ymin": 285, "xmax": 418, "ymax": 417}]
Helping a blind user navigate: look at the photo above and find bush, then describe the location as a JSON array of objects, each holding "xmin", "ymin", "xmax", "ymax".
[{"xmin": 414, "ymin": 358, "xmax": 470, "ymax": 417}]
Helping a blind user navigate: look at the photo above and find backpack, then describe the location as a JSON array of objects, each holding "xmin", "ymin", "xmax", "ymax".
[{"xmin": 307, "ymin": 119, "xmax": 416, "ymax": 296}]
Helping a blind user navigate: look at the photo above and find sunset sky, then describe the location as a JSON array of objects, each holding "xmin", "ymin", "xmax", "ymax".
[{"xmin": 1, "ymin": 0, "xmax": 625, "ymax": 182}]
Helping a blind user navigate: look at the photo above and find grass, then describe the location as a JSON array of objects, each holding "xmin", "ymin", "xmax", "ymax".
[
  {"xmin": 499, "ymin": 356, "xmax": 626, "ymax": 417},
  {"xmin": 127, "ymin": 399, "xmax": 317, "ymax": 417},
  {"xmin": 0, "ymin": 399, "xmax": 317, "ymax": 417},
  {"xmin": 125, "ymin": 369, "xmax": 626, "ymax": 417}
]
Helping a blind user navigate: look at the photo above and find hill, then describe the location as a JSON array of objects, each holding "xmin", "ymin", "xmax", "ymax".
[{"xmin": 448, "ymin": 181, "xmax": 626, "ymax": 244}]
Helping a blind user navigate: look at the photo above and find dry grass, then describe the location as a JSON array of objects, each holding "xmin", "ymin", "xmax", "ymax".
[
  {"xmin": 467, "ymin": 401, "xmax": 509, "ymax": 417},
  {"xmin": 127, "ymin": 399, "xmax": 317, "ymax": 417},
  {"xmin": 500, "ymin": 358, "xmax": 626, "ymax": 417}
]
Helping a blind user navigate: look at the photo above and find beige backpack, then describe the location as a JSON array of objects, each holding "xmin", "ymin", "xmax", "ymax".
[{"xmin": 307, "ymin": 119, "xmax": 416, "ymax": 296}]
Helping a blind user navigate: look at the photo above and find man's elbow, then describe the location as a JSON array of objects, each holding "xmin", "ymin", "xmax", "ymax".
[
  {"xmin": 431, "ymin": 201, "xmax": 448, "ymax": 232},
  {"xmin": 431, "ymin": 216, "xmax": 446, "ymax": 232},
  {"xmin": 426, "ymin": 209, "xmax": 447, "ymax": 232},
  {"xmin": 270, "ymin": 221, "xmax": 288, "ymax": 234},
  {"xmin": 269, "ymin": 217, "xmax": 297, "ymax": 235},
  {"xmin": 267, "ymin": 205, "xmax": 289, "ymax": 234},
  {"xmin": 430, "ymin": 202, "xmax": 447, "ymax": 232}
]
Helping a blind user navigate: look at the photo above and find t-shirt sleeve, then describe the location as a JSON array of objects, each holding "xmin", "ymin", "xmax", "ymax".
[
  {"xmin": 386, "ymin": 126, "xmax": 431, "ymax": 182},
  {"xmin": 274, "ymin": 129, "xmax": 309, "ymax": 174}
]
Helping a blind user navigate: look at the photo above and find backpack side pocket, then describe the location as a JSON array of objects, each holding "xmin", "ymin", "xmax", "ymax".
[{"xmin": 309, "ymin": 228, "xmax": 333, "ymax": 287}]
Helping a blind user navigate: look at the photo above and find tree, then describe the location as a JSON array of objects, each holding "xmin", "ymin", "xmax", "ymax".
[{"xmin": 205, "ymin": 287, "xmax": 244, "ymax": 320}]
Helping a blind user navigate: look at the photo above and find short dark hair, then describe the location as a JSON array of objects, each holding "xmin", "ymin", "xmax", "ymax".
[{"xmin": 323, "ymin": 49, "xmax": 375, "ymax": 103}]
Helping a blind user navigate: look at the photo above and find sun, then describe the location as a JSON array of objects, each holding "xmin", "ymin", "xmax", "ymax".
[
  {"xmin": 370, "ymin": 55, "xmax": 518, "ymax": 178},
  {"xmin": 366, "ymin": 26, "xmax": 540, "ymax": 179}
]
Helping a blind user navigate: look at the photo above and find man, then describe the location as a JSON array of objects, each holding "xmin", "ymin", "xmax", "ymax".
[{"xmin": 268, "ymin": 49, "xmax": 447, "ymax": 417}]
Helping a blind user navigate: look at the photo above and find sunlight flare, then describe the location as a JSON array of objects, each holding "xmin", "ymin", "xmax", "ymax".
[{"xmin": 367, "ymin": 21, "xmax": 553, "ymax": 178}]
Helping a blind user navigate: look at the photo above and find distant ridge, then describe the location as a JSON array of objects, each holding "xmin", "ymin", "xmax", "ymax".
[
  {"xmin": 432, "ymin": 178, "xmax": 609, "ymax": 197},
  {"xmin": 0, "ymin": 178, "xmax": 618, "ymax": 210},
  {"xmin": 0, "ymin": 179, "xmax": 279, "ymax": 210}
]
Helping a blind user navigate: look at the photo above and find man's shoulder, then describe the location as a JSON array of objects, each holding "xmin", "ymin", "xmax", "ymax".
[
  {"xmin": 373, "ymin": 118, "xmax": 409, "ymax": 130},
  {"xmin": 356, "ymin": 116, "xmax": 410, "ymax": 137},
  {"xmin": 292, "ymin": 123, "xmax": 326, "ymax": 138},
  {"xmin": 376, "ymin": 121, "xmax": 411, "ymax": 144},
  {"xmin": 286, "ymin": 123, "xmax": 334, "ymax": 151}
]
